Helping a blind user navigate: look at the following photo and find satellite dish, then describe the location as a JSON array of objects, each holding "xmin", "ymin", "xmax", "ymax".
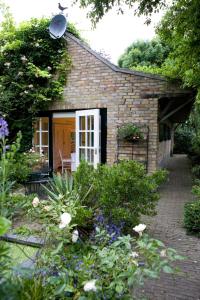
[{"xmin": 49, "ymin": 14, "xmax": 67, "ymax": 39}]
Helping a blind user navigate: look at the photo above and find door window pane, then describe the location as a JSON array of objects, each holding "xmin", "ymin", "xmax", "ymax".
[
  {"xmin": 91, "ymin": 115, "xmax": 94, "ymax": 130},
  {"xmin": 79, "ymin": 116, "xmax": 85, "ymax": 130},
  {"xmin": 79, "ymin": 132, "xmax": 85, "ymax": 146},
  {"xmin": 91, "ymin": 132, "xmax": 94, "ymax": 147},
  {"xmin": 87, "ymin": 116, "xmax": 91, "ymax": 130},
  {"xmin": 87, "ymin": 149, "xmax": 91, "ymax": 162},
  {"xmin": 91, "ymin": 149, "xmax": 94, "ymax": 163},
  {"xmin": 79, "ymin": 148, "xmax": 85, "ymax": 160}
]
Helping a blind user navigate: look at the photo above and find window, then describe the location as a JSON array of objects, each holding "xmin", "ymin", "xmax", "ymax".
[{"xmin": 33, "ymin": 117, "xmax": 49, "ymax": 166}]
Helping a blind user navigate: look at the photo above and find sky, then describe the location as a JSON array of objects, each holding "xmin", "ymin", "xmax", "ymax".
[{"xmin": 2, "ymin": 0, "xmax": 165, "ymax": 64}]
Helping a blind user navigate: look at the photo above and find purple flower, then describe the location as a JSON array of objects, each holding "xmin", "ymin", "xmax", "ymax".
[{"xmin": 0, "ymin": 118, "xmax": 9, "ymax": 139}]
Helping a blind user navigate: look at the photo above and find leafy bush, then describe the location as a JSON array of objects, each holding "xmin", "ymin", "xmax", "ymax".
[
  {"xmin": 74, "ymin": 160, "xmax": 167, "ymax": 230},
  {"xmin": 174, "ymin": 123, "xmax": 194, "ymax": 155},
  {"xmin": 192, "ymin": 165, "xmax": 200, "ymax": 179},
  {"xmin": 31, "ymin": 173, "xmax": 93, "ymax": 230},
  {"xmin": 184, "ymin": 200, "xmax": 200, "ymax": 234}
]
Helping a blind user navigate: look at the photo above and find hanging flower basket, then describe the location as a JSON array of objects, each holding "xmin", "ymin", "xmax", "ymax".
[{"xmin": 118, "ymin": 123, "xmax": 144, "ymax": 143}]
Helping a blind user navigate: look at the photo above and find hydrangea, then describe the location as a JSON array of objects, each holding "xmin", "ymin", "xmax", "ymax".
[
  {"xmin": 32, "ymin": 197, "xmax": 40, "ymax": 207},
  {"xmin": 83, "ymin": 279, "xmax": 97, "ymax": 292},
  {"xmin": 59, "ymin": 212, "xmax": 72, "ymax": 229},
  {"xmin": 0, "ymin": 118, "xmax": 9, "ymax": 139},
  {"xmin": 72, "ymin": 229, "xmax": 79, "ymax": 243},
  {"xmin": 133, "ymin": 224, "xmax": 146, "ymax": 237}
]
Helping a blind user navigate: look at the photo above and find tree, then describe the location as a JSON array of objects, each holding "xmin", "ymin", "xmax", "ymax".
[
  {"xmin": 75, "ymin": 0, "xmax": 167, "ymax": 24},
  {"xmin": 118, "ymin": 39, "xmax": 170, "ymax": 69},
  {"xmin": 157, "ymin": 0, "xmax": 200, "ymax": 97}
]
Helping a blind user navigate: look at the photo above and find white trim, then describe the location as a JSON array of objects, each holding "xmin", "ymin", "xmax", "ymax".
[
  {"xmin": 53, "ymin": 112, "xmax": 75, "ymax": 118},
  {"xmin": 76, "ymin": 109, "xmax": 100, "ymax": 169}
]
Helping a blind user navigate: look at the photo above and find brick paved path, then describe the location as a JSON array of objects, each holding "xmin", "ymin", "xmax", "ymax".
[{"xmin": 141, "ymin": 155, "xmax": 200, "ymax": 300}]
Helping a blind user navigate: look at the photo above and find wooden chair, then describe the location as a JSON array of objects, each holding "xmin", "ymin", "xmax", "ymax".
[{"xmin": 59, "ymin": 150, "xmax": 71, "ymax": 174}]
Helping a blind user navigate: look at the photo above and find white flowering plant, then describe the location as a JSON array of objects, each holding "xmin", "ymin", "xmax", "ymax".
[{"xmin": 34, "ymin": 225, "xmax": 184, "ymax": 299}]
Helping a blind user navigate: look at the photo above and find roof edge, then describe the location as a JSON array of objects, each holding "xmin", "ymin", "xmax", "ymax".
[{"xmin": 64, "ymin": 32, "xmax": 167, "ymax": 82}]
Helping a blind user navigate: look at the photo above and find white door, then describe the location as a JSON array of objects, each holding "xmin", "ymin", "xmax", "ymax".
[{"xmin": 76, "ymin": 109, "xmax": 101, "ymax": 168}]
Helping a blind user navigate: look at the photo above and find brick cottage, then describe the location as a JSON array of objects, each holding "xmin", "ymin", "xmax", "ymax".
[{"xmin": 33, "ymin": 32, "xmax": 194, "ymax": 174}]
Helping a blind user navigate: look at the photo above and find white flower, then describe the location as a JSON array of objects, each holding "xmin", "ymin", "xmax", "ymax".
[
  {"xmin": 133, "ymin": 224, "xmax": 146, "ymax": 237},
  {"xmin": 28, "ymin": 84, "xmax": 33, "ymax": 88},
  {"xmin": 160, "ymin": 249, "xmax": 167, "ymax": 257},
  {"xmin": 47, "ymin": 66, "xmax": 52, "ymax": 70},
  {"xmin": 18, "ymin": 71, "xmax": 23, "ymax": 76},
  {"xmin": 83, "ymin": 280, "xmax": 97, "ymax": 292},
  {"xmin": 24, "ymin": 90, "xmax": 28, "ymax": 94},
  {"xmin": 32, "ymin": 197, "xmax": 40, "ymax": 207},
  {"xmin": 44, "ymin": 205, "xmax": 51, "ymax": 212},
  {"xmin": 59, "ymin": 212, "xmax": 71, "ymax": 229},
  {"xmin": 21, "ymin": 55, "xmax": 27, "ymax": 62},
  {"xmin": 130, "ymin": 251, "xmax": 139, "ymax": 258},
  {"xmin": 4, "ymin": 62, "xmax": 11, "ymax": 67},
  {"xmin": 72, "ymin": 229, "xmax": 79, "ymax": 243}
]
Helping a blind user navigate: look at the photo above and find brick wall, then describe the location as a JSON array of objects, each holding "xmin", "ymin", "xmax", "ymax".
[{"xmin": 49, "ymin": 33, "xmax": 185, "ymax": 172}]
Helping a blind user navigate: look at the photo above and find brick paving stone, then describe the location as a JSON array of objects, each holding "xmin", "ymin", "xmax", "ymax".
[{"xmin": 140, "ymin": 154, "xmax": 200, "ymax": 300}]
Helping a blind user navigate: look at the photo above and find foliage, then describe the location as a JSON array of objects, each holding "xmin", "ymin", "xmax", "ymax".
[
  {"xmin": 184, "ymin": 199, "xmax": 200, "ymax": 234},
  {"xmin": 0, "ymin": 129, "xmax": 21, "ymax": 216},
  {"xmin": 192, "ymin": 165, "xmax": 200, "ymax": 179},
  {"xmin": 0, "ymin": 9, "xmax": 80, "ymax": 150},
  {"xmin": 157, "ymin": 0, "xmax": 200, "ymax": 98},
  {"xmin": 75, "ymin": 0, "xmax": 167, "ymax": 25},
  {"xmin": 174, "ymin": 123, "xmax": 195, "ymax": 155},
  {"xmin": 5, "ymin": 193, "xmax": 36, "ymax": 220},
  {"xmin": 30, "ymin": 173, "xmax": 93, "ymax": 230},
  {"xmin": 118, "ymin": 39, "xmax": 170, "ymax": 69},
  {"xmin": 0, "ymin": 216, "xmax": 11, "ymax": 280},
  {"xmin": 74, "ymin": 160, "xmax": 167, "ymax": 230},
  {"xmin": 21, "ymin": 226, "xmax": 182, "ymax": 300},
  {"xmin": 118, "ymin": 123, "xmax": 144, "ymax": 142}
]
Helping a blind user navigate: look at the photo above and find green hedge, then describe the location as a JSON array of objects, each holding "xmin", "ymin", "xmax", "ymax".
[
  {"xmin": 184, "ymin": 200, "xmax": 200, "ymax": 234},
  {"xmin": 74, "ymin": 160, "xmax": 167, "ymax": 230}
]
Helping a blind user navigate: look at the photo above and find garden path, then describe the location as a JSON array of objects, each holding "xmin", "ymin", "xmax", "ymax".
[{"xmin": 140, "ymin": 154, "xmax": 200, "ymax": 300}]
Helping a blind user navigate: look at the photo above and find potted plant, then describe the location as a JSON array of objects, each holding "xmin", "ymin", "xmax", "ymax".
[{"xmin": 118, "ymin": 123, "xmax": 144, "ymax": 142}]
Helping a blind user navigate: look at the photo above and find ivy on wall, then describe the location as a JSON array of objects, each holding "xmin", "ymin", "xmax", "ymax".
[{"xmin": 0, "ymin": 16, "xmax": 80, "ymax": 150}]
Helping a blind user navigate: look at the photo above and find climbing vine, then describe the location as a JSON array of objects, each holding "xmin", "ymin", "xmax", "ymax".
[{"xmin": 0, "ymin": 15, "xmax": 80, "ymax": 150}]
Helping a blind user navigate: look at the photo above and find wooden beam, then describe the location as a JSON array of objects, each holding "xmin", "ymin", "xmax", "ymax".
[
  {"xmin": 160, "ymin": 100, "xmax": 173, "ymax": 118},
  {"xmin": 160, "ymin": 98, "xmax": 193, "ymax": 122}
]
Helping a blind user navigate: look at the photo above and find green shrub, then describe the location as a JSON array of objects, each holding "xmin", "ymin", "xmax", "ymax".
[
  {"xmin": 184, "ymin": 200, "xmax": 200, "ymax": 233},
  {"xmin": 74, "ymin": 160, "xmax": 167, "ymax": 230},
  {"xmin": 192, "ymin": 165, "xmax": 200, "ymax": 179}
]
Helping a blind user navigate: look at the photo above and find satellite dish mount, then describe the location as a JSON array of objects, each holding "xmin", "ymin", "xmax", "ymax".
[{"xmin": 49, "ymin": 4, "xmax": 68, "ymax": 39}]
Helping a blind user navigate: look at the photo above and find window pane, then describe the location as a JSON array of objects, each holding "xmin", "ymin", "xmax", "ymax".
[
  {"xmin": 87, "ymin": 116, "xmax": 90, "ymax": 130},
  {"xmin": 91, "ymin": 132, "xmax": 94, "ymax": 147},
  {"xmin": 34, "ymin": 119, "xmax": 40, "ymax": 131},
  {"xmin": 87, "ymin": 132, "xmax": 91, "ymax": 147},
  {"xmin": 79, "ymin": 148, "xmax": 85, "ymax": 160},
  {"xmin": 42, "ymin": 117, "xmax": 49, "ymax": 131},
  {"xmin": 79, "ymin": 116, "xmax": 85, "ymax": 130},
  {"xmin": 91, "ymin": 115, "xmax": 94, "ymax": 130},
  {"xmin": 41, "ymin": 147, "xmax": 49, "ymax": 159},
  {"xmin": 87, "ymin": 149, "xmax": 91, "ymax": 162},
  {"xmin": 42, "ymin": 132, "xmax": 48, "ymax": 145},
  {"xmin": 79, "ymin": 132, "xmax": 85, "ymax": 146},
  {"xmin": 34, "ymin": 132, "xmax": 40, "ymax": 145},
  {"xmin": 91, "ymin": 149, "xmax": 94, "ymax": 163}
]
